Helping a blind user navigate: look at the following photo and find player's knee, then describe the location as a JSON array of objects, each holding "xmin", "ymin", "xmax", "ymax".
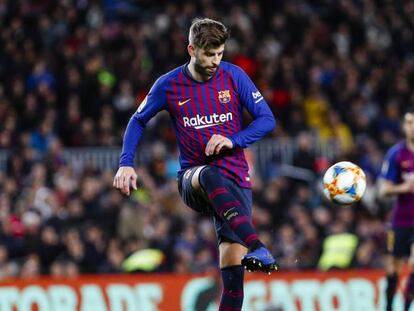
[
  {"xmin": 200, "ymin": 165, "xmax": 220, "ymax": 179},
  {"xmin": 199, "ymin": 165, "xmax": 222, "ymax": 184},
  {"xmin": 385, "ymin": 262, "xmax": 396, "ymax": 275},
  {"xmin": 219, "ymin": 242, "xmax": 247, "ymax": 268},
  {"xmin": 386, "ymin": 255, "xmax": 402, "ymax": 274}
]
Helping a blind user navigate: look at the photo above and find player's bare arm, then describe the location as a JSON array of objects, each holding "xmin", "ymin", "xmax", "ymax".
[
  {"xmin": 205, "ymin": 134, "xmax": 233, "ymax": 156},
  {"xmin": 379, "ymin": 179, "xmax": 414, "ymax": 197},
  {"xmin": 113, "ymin": 166, "xmax": 138, "ymax": 196}
]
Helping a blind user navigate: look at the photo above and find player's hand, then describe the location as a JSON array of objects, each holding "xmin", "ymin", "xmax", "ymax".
[
  {"xmin": 205, "ymin": 134, "xmax": 233, "ymax": 156},
  {"xmin": 113, "ymin": 166, "xmax": 138, "ymax": 196},
  {"xmin": 401, "ymin": 179, "xmax": 414, "ymax": 194}
]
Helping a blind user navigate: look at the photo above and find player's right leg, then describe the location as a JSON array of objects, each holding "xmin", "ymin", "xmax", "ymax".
[
  {"xmin": 385, "ymin": 228, "xmax": 406, "ymax": 311},
  {"xmin": 403, "ymin": 236, "xmax": 414, "ymax": 311},
  {"xmin": 385, "ymin": 255, "xmax": 404, "ymax": 311},
  {"xmin": 195, "ymin": 165, "xmax": 277, "ymax": 273}
]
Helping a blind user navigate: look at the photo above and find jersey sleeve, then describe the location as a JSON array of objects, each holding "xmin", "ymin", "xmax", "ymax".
[
  {"xmin": 229, "ymin": 66, "xmax": 276, "ymax": 148},
  {"xmin": 119, "ymin": 76, "xmax": 168, "ymax": 167},
  {"xmin": 380, "ymin": 146, "xmax": 399, "ymax": 183}
]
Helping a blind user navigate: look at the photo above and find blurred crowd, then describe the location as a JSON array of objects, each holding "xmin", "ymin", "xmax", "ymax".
[{"xmin": 0, "ymin": 0, "xmax": 414, "ymax": 277}]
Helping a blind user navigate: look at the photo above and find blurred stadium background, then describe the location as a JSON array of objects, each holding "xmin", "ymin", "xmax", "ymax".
[{"xmin": 0, "ymin": 0, "xmax": 413, "ymax": 310}]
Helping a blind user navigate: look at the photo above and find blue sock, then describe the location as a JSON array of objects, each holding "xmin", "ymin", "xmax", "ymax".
[
  {"xmin": 199, "ymin": 166, "xmax": 263, "ymax": 250},
  {"xmin": 405, "ymin": 273, "xmax": 414, "ymax": 311},
  {"xmin": 219, "ymin": 265, "xmax": 244, "ymax": 311}
]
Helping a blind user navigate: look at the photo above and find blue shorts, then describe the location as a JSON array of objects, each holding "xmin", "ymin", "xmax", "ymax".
[
  {"xmin": 177, "ymin": 166, "xmax": 252, "ymax": 246},
  {"xmin": 387, "ymin": 227, "xmax": 414, "ymax": 257}
]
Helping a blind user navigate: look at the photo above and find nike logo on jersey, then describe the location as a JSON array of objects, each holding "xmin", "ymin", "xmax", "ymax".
[{"xmin": 178, "ymin": 98, "xmax": 191, "ymax": 106}]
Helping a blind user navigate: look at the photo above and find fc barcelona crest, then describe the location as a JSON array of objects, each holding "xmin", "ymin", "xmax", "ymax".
[{"xmin": 218, "ymin": 90, "xmax": 231, "ymax": 104}]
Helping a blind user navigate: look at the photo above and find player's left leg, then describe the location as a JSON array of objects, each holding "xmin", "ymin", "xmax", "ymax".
[
  {"xmin": 385, "ymin": 255, "xmax": 404, "ymax": 311},
  {"xmin": 196, "ymin": 166, "xmax": 277, "ymax": 273},
  {"xmin": 218, "ymin": 241, "xmax": 247, "ymax": 311},
  {"xmin": 404, "ymin": 241, "xmax": 414, "ymax": 311}
]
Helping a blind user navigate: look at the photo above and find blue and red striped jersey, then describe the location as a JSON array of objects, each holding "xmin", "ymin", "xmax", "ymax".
[
  {"xmin": 119, "ymin": 61, "xmax": 276, "ymax": 188},
  {"xmin": 381, "ymin": 142, "xmax": 414, "ymax": 227}
]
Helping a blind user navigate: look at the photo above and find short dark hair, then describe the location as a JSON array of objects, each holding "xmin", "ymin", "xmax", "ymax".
[{"xmin": 189, "ymin": 18, "xmax": 230, "ymax": 49}]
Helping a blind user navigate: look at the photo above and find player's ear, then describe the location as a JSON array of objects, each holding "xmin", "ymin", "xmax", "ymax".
[{"xmin": 188, "ymin": 44, "xmax": 195, "ymax": 57}]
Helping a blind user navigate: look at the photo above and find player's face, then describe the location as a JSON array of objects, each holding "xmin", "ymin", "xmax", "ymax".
[
  {"xmin": 189, "ymin": 44, "xmax": 224, "ymax": 78},
  {"xmin": 403, "ymin": 113, "xmax": 414, "ymax": 142}
]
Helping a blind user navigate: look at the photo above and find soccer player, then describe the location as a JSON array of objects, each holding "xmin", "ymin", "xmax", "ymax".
[
  {"xmin": 113, "ymin": 18, "xmax": 277, "ymax": 310},
  {"xmin": 379, "ymin": 109, "xmax": 414, "ymax": 311}
]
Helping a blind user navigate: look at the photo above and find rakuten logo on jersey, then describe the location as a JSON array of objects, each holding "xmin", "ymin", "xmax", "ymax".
[{"xmin": 183, "ymin": 112, "xmax": 233, "ymax": 129}]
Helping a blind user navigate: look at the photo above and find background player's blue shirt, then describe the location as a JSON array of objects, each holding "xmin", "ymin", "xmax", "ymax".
[
  {"xmin": 381, "ymin": 142, "xmax": 414, "ymax": 227},
  {"xmin": 119, "ymin": 61, "xmax": 276, "ymax": 188}
]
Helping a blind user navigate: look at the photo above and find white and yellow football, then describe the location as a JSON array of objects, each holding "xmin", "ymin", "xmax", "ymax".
[{"xmin": 323, "ymin": 161, "xmax": 366, "ymax": 205}]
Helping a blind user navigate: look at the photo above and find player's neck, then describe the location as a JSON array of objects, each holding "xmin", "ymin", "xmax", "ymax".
[{"xmin": 407, "ymin": 139, "xmax": 414, "ymax": 152}]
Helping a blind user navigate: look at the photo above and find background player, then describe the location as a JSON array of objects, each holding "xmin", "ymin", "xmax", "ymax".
[
  {"xmin": 113, "ymin": 18, "xmax": 277, "ymax": 310},
  {"xmin": 379, "ymin": 109, "xmax": 414, "ymax": 311}
]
